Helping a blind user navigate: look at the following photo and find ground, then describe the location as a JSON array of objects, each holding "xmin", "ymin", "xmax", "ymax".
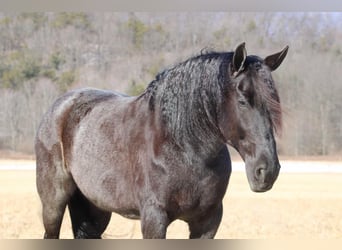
[{"xmin": 1, "ymin": 159, "xmax": 342, "ymax": 239}]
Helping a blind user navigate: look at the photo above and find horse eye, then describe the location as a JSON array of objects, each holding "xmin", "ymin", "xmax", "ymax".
[{"xmin": 238, "ymin": 99, "xmax": 247, "ymax": 106}]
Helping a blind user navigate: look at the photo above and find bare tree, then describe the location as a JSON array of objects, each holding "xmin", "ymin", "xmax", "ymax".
[{"xmin": 0, "ymin": 12, "xmax": 341, "ymax": 156}]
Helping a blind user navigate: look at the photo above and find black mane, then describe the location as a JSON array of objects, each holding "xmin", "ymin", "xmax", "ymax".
[
  {"xmin": 143, "ymin": 52, "xmax": 232, "ymax": 110},
  {"xmin": 142, "ymin": 52, "xmax": 233, "ymax": 149}
]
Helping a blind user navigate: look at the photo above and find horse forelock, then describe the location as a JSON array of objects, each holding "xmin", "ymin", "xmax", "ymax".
[{"xmin": 251, "ymin": 60, "xmax": 283, "ymax": 136}]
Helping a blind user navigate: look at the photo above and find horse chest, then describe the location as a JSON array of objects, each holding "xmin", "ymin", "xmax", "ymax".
[{"xmin": 166, "ymin": 169, "xmax": 228, "ymax": 219}]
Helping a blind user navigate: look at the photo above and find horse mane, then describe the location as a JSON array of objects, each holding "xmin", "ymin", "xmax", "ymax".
[{"xmin": 142, "ymin": 52, "xmax": 232, "ymax": 148}]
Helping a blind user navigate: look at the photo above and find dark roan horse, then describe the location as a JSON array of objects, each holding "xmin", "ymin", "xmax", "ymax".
[{"xmin": 35, "ymin": 43, "xmax": 288, "ymax": 239}]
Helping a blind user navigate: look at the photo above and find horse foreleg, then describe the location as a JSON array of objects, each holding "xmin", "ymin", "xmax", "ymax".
[
  {"xmin": 140, "ymin": 204, "xmax": 169, "ymax": 239},
  {"xmin": 187, "ymin": 203, "xmax": 223, "ymax": 239}
]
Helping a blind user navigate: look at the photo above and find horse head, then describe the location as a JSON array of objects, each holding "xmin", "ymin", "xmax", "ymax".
[{"xmin": 219, "ymin": 43, "xmax": 289, "ymax": 192}]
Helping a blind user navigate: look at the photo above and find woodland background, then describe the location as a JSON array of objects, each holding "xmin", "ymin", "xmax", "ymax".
[{"xmin": 0, "ymin": 12, "xmax": 341, "ymax": 156}]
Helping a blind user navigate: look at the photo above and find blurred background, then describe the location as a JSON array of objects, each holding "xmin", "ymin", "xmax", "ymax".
[{"xmin": 0, "ymin": 12, "xmax": 341, "ymax": 157}]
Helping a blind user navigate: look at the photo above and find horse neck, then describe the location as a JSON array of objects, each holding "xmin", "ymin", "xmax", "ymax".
[{"xmin": 177, "ymin": 133, "xmax": 226, "ymax": 165}]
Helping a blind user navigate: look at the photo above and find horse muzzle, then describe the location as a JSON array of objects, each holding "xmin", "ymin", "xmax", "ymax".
[{"xmin": 246, "ymin": 161, "xmax": 281, "ymax": 193}]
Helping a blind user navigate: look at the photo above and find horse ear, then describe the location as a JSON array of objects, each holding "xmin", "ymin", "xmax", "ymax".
[
  {"xmin": 264, "ymin": 46, "xmax": 289, "ymax": 71},
  {"xmin": 232, "ymin": 42, "xmax": 247, "ymax": 77}
]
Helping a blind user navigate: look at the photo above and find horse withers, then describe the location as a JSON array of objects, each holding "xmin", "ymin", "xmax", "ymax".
[{"xmin": 35, "ymin": 42, "xmax": 288, "ymax": 238}]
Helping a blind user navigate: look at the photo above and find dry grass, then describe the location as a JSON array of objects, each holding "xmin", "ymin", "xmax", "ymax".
[{"xmin": 1, "ymin": 160, "xmax": 342, "ymax": 239}]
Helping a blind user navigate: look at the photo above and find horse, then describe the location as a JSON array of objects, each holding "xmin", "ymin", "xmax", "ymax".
[{"xmin": 35, "ymin": 42, "xmax": 288, "ymax": 239}]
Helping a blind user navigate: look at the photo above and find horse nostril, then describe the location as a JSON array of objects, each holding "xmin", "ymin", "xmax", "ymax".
[{"xmin": 255, "ymin": 166, "xmax": 266, "ymax": 179}]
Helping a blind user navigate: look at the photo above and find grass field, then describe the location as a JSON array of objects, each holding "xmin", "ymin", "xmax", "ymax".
[{"xmin": 1, "ymin": 160, "xmax": 342, "ymax": 239}]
